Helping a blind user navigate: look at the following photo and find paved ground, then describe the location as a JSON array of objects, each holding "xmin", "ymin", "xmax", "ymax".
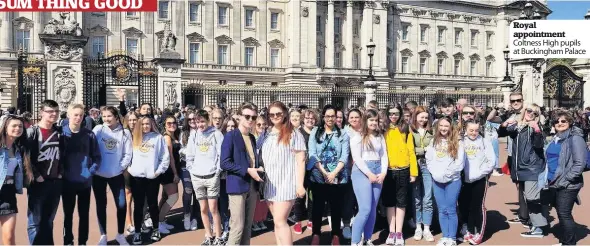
[{"xmin": 6, "ymin": 144, "xmax": 590, "ymax": 245}]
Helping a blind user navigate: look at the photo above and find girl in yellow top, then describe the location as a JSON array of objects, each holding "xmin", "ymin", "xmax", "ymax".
[{"xmin": 383, "ymin": 104, "xmax": 418, "ymax": 246}]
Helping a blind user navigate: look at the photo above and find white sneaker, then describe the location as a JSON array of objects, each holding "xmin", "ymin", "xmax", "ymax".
[
  {"xmin": 258, "ymin": 222, "xmax": 268, "ymax": 230},
  {"xmin": 115, "ymin": 234, "xmax": 129, "ymax": 245},
  {"xmin": 190, "ymin": 219, "xmax": 198, "ymax": 231},
  {"xmin": 144, "ymin": 218, "xmax": 153, "ymax": 228},
  {"xmin": 97, "ymin": 235, "xmax": 108, "ymax": 245},
  {"xmin": 492, "ymin": 170, "xmax": 504, "ymax": 176},
  {"xmin": 125, "ymin": 225, "xmax": 135, "ymax": 235},
  {"xmin": 158, "ymin": 226, "xmax": 171, "ymax": 234},
  {"xmin": 413, "ymin": 227, "xmax": 423, "ymax": 241},
  {"xmin": 252, "ymin": 223, "xmax": 261, "ymax": 232},
  {"xmin": 342, "ymin": 226, "xmax": 352, "ymax": 240},
  {"xmin": 423, "ymin": 229, "xmax": 435, "ymax": 242},
  {"xmin": 160, "ymin": 221, "xmax": 174, "ymax": 230},
  {"xmin": 184, "ymin": 215, "xmax": 191, "ymax": 231},
  {"xmin": 436, "ymin": 237, "xmax": 448, "ymax": 246}
]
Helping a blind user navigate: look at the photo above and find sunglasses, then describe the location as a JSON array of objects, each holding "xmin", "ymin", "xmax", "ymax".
[
  {"xmin": 388, "ymin": 112, "xmax": 400, "ymax": 116},
  {"xmin": 510, "ymin": 99, "xmax": 523, "ymax": 103},
  {"xmin": 268, "ymin": 112, "xmax": 284, "ymax": 119},
  {"xmin": 257, "ymin": 123, "xmax": 266, "ymax": 127},
  {"xmin": 242, "ymin": 114, "xmax": 258, "ymax": 121},
  {"xmin": 553, "ymin": 119, "xmax": 569, "ymax": 125},
  {"xmin": 462, "ymin": 111, "xmax": 476, "ymax": 116},
  {"xmin": 324, "ymin": 115, "xmax": 336, "ymax": 119},
  {"xmin": 525, "ymin": 109, "xmax": 539, "ymax": 117}
]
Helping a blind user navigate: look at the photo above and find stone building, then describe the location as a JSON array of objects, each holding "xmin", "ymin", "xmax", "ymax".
[{"xmin": 0, "ymin": 0, "xmax": 550, "ymax": 111}]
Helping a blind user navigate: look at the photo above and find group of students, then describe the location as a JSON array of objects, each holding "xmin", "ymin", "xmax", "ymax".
[{"xmin": 0, "ymin": 92, "xmax": 585, "ymax": 246}]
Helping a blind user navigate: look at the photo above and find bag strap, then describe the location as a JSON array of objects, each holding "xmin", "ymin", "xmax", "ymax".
[{"xmin": 319, "ymin": 133, "xmax": 334, "ymax": 157}]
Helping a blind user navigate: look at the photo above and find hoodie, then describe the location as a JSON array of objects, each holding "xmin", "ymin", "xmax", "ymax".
[
  {"xmin": 185, "ymin": 126, "xmax": 224, "ymax": 176},
  {"xmin": 128, "ymin": 132, "xmax": 170, "ymax": 179},
  {"xmin": 93, "ymin": 124, "xmax": 133, "ymax": 178},
  {"xmin": 62, "ymin": 121, "xmax": 102, "ymax": 186},
  {"xmin": 462, "ymin": 136, "xmax": 496, "ymax": 183},
  {"xmin": 425, "ymin": 139, "xmax": 465, "ymax": 183}
]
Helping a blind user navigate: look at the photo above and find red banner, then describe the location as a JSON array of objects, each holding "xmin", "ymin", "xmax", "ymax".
[{"xmin": 0, "ymin": 0, "xmax": 156, "ymax": 11}]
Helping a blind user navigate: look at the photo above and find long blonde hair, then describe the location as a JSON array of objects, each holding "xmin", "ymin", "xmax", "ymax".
[
  {"xmin": 518, "ymin": 103, "xmax": 541, "ymax": 126},
  {"xmin": 432, "ymin": 116, "xmax": 459, "ymax": 159},
  {"xmin": 132, "ymin": 116, "xmax": 160, "ymax": 149}
]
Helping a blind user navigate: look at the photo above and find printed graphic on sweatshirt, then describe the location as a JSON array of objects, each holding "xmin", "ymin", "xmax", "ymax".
[
  {"xmin": 38, "ymin": 130, "xmax": 60, "ymax": 176},
  {"xmin": 139, "ymin": 141, "xmax": 155, "ymax": 153},
  {"xmin": 102, "ymin": 137, "xmax": 119, "ymax": 150},
  {"xmin": 434, "ymin": 142, "xmax": 449, "ymax": 158},
  {"xmin": 465, "ymin": 143, "xmax": 481, "ymax": 157},
  {"xmin": 197, "ymin": 134, "xmax": 215, "ymax": 153}
]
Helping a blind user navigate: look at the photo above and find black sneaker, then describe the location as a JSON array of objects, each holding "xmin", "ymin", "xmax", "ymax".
[
  {"xmin": 132, "ymin": 233, "xmax": 142, "ymax": 245},
  {"xmin": 151, "ymin": 230, "xmax": 161, "ymax": 242},
  {"xmin": 507, "ymin": 217, "xmax": 522, "ymax": 224},
  {"xmin": 212, "ymin": 237, "xmax": 223, "ymax": 246},
  {"xmin": 520, "ymin": 226, "xmax": 544, "ymax": 238},
  {"xmin": 202, "ymin": 237, "xmax": 214, "ymax": 246}
]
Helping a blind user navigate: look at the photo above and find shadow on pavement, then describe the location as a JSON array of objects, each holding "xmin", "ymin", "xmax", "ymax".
[
  {"xmin": 548, "ymin": 223, "xmax": 590, "ymax": 244},
  {"xmin": 483, "ymin": 210, "xmax": 509, "ymax": 243}
]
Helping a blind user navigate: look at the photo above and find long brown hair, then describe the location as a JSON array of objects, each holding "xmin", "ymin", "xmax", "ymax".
[
  {"xmin": 132, "ymin": 116, "xmax": 160, "ymax": 148},
  {"xmin": 411, "ymin": 106, "xmax": 432, "ymax": 132},
  {"xmin": 268, "ymin": 101, "xmax": 294, "ymax": 145},
  {"xmin": 360, "ymin": 109, "xmax": 383, "ymax": 151},
  {"xmin": 1, "ymin": 116, "xmax": 32, "ymax": 184},
  {"xmin": 433, "ymin": 116, "xmax": 459, "ymax": 159}
]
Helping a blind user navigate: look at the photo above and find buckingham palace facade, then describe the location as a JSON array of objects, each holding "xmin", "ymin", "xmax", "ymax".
[{"xmin": 0, "ymin": 0, "xmax": 550, "ymax": 109}]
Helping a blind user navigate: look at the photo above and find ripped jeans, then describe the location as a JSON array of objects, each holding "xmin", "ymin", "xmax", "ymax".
[{"xmin": 181, "ymin": 167, "xmax": 200, "ymax": 222}]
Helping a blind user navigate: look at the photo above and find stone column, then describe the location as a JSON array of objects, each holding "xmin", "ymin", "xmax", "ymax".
[
  {"xmin": 364, "ymin": 80, "xmax": 377, "ymax": 106},
  {"xmin": 288, "ymin": 0, "xmax": 301, "ymax": 66},
  {"xmin": 258, "ymin": 0, "xmax": 268, "ymax": 66},
  {"xmin": 154, "ymin": 58, "xmax": 184, "ymax": 109},
  {"xmin": 232, "ymin": 0, "xmax": 242, "ymax": 65},
  {"xmin": 344, "ymin": 0, "xmax": 354, "ymax": 68},
  {"xmin": 361, "ymin": 2, "xmax": 373, "ymax": 69},
  {"xmin": 0, "ymin": 13, "xmax": 12, "ymax": 52},
  {"xmin": 41, "ymin": 30, "xmax": 89, "ymax": 111},
  {"xmin": 33, "ymin": 12, "xmax": 44, "ymax": 53},
  {"xmin": 512, "ymin": 59, "xmax": 544, "ymax": 106},
  {"xmin": 309, "ymin": 3, "xmax": 318, "ymax": 67},
  {"xmin": 573, "ymin": 62, "xmax": 590, "ymax": 108},
  {"xmin": 325, "ymin": 0, "xmax": 335, "ymax": 68},
  {"xmin": 500, "ymin": 82, "xmax": 514, "ymax": 109},
  {"xmin": 375, "ymin": 2, "xmax": 387, "ymax": 69},
  {"xmin": 204, "ymin": 1, "xmax": 215, "ymax": 63}
]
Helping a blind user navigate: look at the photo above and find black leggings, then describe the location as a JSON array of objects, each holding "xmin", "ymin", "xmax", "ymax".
[
  {"xmin": 131, "ymin": 177, "xmax": 161, "ymax": 231},
  {"xmin": 92, "ymin": 175, "xmax": 126, "ymax": 235},
  {"xmin": 311, "ymin": 182, "xmax": 345, "ymax": 236},
  {"xmin": 458, "ymin": 177, "xmax": 488, "ymax": 235}
]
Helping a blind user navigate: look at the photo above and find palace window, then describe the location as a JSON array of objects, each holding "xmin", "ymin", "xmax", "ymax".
[
  {"xmin": 455, "ymin": 29, "xmax": 462, "ymax": 45},
  {"xmin": 437, "ymin": 58, "xmax": 444, "ymax": 74},
  {"xmin": 245, "ymin": 9, "xmax": 254, "ymax": 28},
  {"xmin": 270, "ymin": 48, "xmax": 280, "ymax": 67},
  {"xmin": 470, "ymin": 59, "xmax": 477, "ymax": 75},
  {"xmin": 471, "ymin": 30, "xmax": 478, "ymax": 46},
  {"xmin": 126, "ymin": 38, "xmax": 138, "ymax": 56},
  {"xmin": 420, "ymin": 26, "xmax": 427, "ymax": 42},
  {"xmin": 158, "ymin": 1, "xmax": 169, "ymax": 19},
  {"xmin": 189, "ymin": 43, "xmax": 200, "ymax": 64},
  {"xmin": 401, "ymin": 56, "xmax": 409, "ymax": 73},
  {"xmin": 402, "ymin": 24, "xmax": 409, "ymax": 41},
  {"xmin": 486, "ymin": 61, "xmax": 492, "ymax": 76},
  {"xmin": 438, "ymin": 27, "xmax": 444, "ymax": 43},
  {"xmin": 419, "ymin": 57, "xmax": 427, "ymax": 73},
  {"xmin": 218, "ymin": 6, "xmax": 228, "ymax": 25},
  {"xmin": 92, "ymin": 36, "xmax": 105, "ymax": 57},
  {"xmin": 486, "ymin": 32, "xmax": 493, "ymax": 48},
  {"xmin": 271, "ymin": 12, "xmax": 279, "ymax": 30},
  {"xmin": 15, "ymin": 30, "xmax": 30, "ymax": 52},
  {"xmin": 454, "ymin": 59, "xmax": 461, "ymax": 75},
  {"xmin": 245, "ymin": 47, "xmax": 254, "ymax": 66},
  {"xmin": 189, "ymin": 2, "xmax": 199, "ymax": 23},
  {"xmin": 217, "ymin": 45, "xmax": 228, "ymax": 65}
]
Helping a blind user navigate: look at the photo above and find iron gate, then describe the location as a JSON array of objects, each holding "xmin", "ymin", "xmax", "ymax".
[
  {"xmin": 17, "ymin": 52, "xmax": 47, "ymax": 121},
  {"xmin": 83, "ymin": 53, "xmax": 158, "ymax": 109},
  {"xmin": 544, "ymin": 64, "xmax": 585, "ymax": 109}
]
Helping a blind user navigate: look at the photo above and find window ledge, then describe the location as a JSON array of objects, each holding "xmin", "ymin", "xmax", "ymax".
[
  {"xmin": 270, "ymin": 29, "xmax": 280, "ymax": 33},
  {"xmin": 157, "ymin": 18, "xmax": 170, "ymax": 23},
  {"xmin": 438, "ymin": 43, "xmax": 445, "ymax": 46},
  {"xmin": 218, "ymin": 24, "xmax": 229, "ymax": 28},
  {"xmin": 455, "ymin": 44, "xmax": 462, "ymax": 48},
  {"xmin": 189, "ymin": 22, "xmax": 201, "ymax": 26},
  {"xmin": 471, "ymin": 46, "xmax": 478, "ymax": 49},
  {"xmin": 245, "ymin": 27, "xmax": 256, "ymax": 31},
  {"xmin": 125, "ymin": 16, "xmax": 139, "ymax": 20},
  {"xmin": 402, "ymin": 40, "xmax": 410, "ymax": 43},
  {"xmin": 420, "ymin": 42, "xmax": 428, "ymax": 45}
]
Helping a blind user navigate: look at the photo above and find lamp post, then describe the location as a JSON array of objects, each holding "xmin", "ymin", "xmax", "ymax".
[
  {"xmin": 500, "ymin": 45, "xmax": 515, "ymax": 108},
  {"xmin": 364, "ymin": 39, "xmax": 377, "ymax": 106}
]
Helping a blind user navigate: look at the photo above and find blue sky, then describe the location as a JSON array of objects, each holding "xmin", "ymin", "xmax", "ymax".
[{"xmin": 548, "ymin": 1, "xmax": 590, "ymax": 19}]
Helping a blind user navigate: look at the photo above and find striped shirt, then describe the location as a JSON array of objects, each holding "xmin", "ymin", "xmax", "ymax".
[{"xmin": 261, "ymin": 130, "xmax": 306, "ymax": 202}]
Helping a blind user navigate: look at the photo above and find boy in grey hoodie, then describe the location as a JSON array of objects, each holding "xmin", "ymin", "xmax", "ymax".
[{"xmin": 457, "ymin": 121, "xmax": 496, "ymax": 245}]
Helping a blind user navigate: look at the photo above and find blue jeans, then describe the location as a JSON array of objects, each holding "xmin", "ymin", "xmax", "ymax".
[
  {"xmin": 414, "ymin": 163, "xmax": 434, "ymax": 226},
  {"xmin": 27, "ymin": 179, "xmax": 62, "ymax": 245},
  {"xmin": 92, "ymin": 174, "xmax": 126, "ymax": 235},
  {"xmin": 180, "ymin": 167, "xmax": 200, "ymax": 221},
  {"xmin": 433, "ymin": 179, "xmax": 462, "ymax": 240},
  {"xmin": 351, "ymin": 161, "xmax": 383, "ymax": 244}
]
